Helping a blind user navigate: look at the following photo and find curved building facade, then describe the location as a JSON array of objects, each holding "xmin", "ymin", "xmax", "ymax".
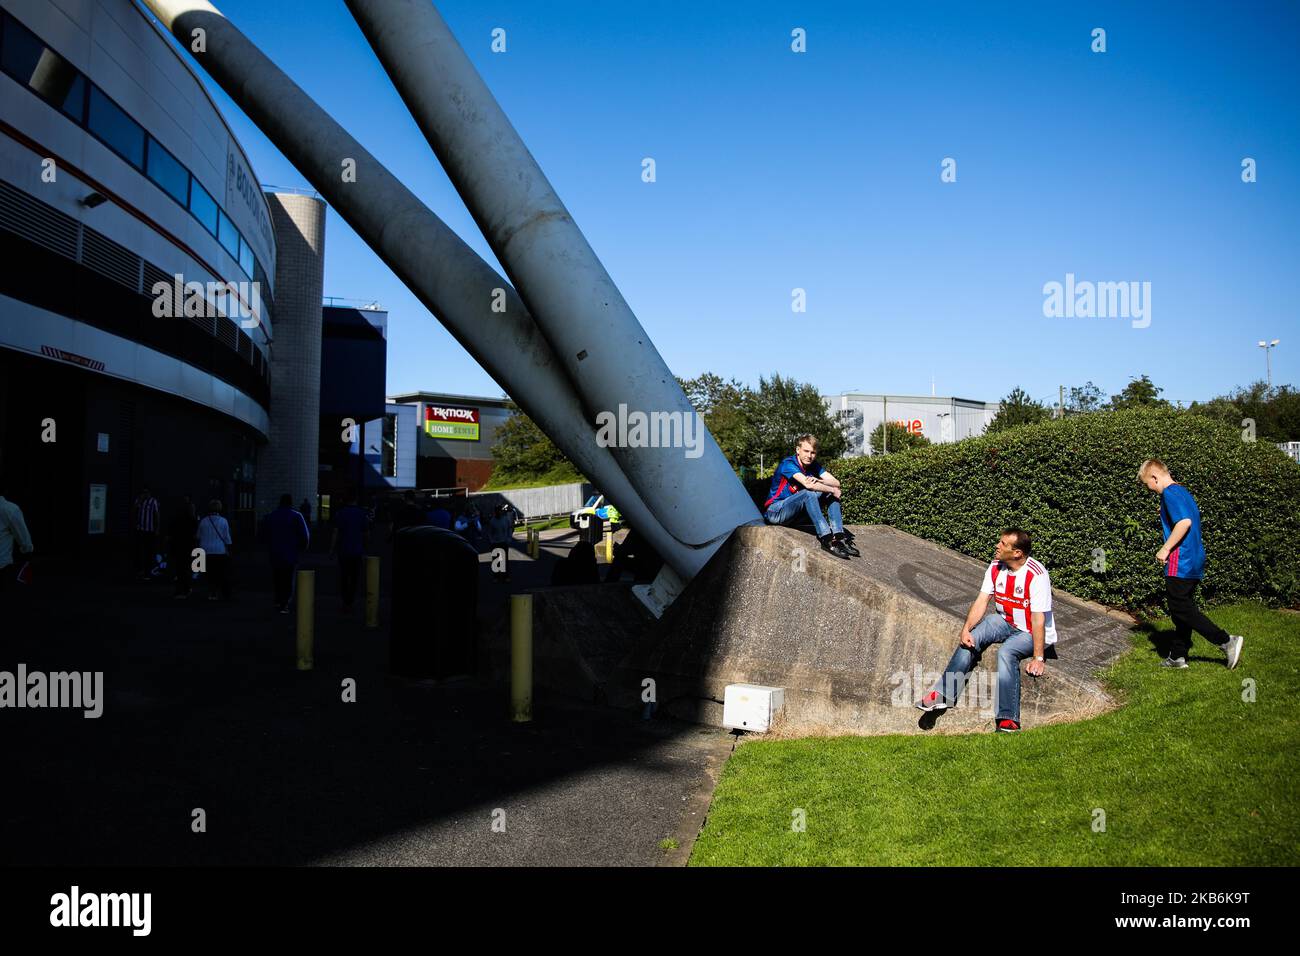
[{"xmin": 0, "ymin": 0, "xmax": 290, "ymax": 559}]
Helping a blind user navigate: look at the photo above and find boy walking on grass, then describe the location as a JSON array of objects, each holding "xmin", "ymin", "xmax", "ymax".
[{"xmin": 1138, "ymin": 458, "xmax": 1244, "ymax": 670}]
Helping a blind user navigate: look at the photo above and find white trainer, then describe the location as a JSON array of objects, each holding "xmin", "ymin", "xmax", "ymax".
[{"xmin": 1225, "ymin": 635, "xmax": 1245, "ymax": 670}]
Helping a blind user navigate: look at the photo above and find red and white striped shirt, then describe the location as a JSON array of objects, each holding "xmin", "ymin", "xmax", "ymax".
[{"xmin": 980, "ymin": 558, "xmax": 1058, "ymax": 645}]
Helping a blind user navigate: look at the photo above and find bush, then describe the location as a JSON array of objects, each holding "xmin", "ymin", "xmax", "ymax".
[{"xmin": 824, "ymin": 409, "xmax": 1300, "ymax": 610}]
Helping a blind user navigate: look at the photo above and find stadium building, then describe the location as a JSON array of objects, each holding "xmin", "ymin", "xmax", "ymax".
[{"xmin": 0, "ymin": 0, "xmax": 325, "ymax": 561}]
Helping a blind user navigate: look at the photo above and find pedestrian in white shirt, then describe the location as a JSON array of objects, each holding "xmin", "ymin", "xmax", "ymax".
[
  {"xmin": 197, "ymin": 499, "xmax": 233, "ymax": 601},
  {"xmin": 0, "ymin": 492, "xmax": 34, "ymax": 592}
]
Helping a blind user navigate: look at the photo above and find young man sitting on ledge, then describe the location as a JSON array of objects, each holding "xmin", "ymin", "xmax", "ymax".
[{"xmin": 762, "ymin": 434, "xmax": 858, "ymax": 560}]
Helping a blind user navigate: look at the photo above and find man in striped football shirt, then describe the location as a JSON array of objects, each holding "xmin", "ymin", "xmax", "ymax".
[
  {"xmin": 916, "ymin": 527, "xmax": 1054, "ymax": 733},
  {"xmin": 132, "ymin": 485, "xmax": 160, "ymax": 580}
]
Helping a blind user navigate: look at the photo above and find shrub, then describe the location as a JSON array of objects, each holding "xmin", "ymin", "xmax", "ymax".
[{"xmin": 820, "ymin": 409, "xmax": 1300, "ymax": 610}]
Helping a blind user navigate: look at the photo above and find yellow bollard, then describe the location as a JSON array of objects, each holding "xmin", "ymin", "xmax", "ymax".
[
  {"xmin": 527, "ymin": 527, "xmax": 539, "ymax": 559},
  {"xmin": 364, "ymin": 555, "xmax": 380, "ymax": 629},
  {"xmin": 604, "ymin": 526, "xmax": 613, "ymax": 563},
  {"xmin": 510, "ymin": 593, "xmax": 533, "ymax": 722},
  {"xmin": 296, "ymin": 569, "xmax": 315, "ymax": 670}
]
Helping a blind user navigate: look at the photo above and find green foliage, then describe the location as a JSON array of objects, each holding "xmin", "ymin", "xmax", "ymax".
[
  {"xmin": 869, "ymin": 421, "xmax": 932, "ymax": 454},
  {"xmin": 1189, "ymin": 380, "xmax": 1300, "ymax": 443},
  {"xmin": 746, "ymin": 373, "xmax": 849, "ymax": 466},
  {"xmin": 833, "ymin": 408, "xmax": 1300, "ymax": 610},
  {"xmin": 678, "ymin": 372, "xmax": 848, "ymax": 470},
  {"xmin": 678, "ymin": 373, "xmax": 752, "ymax": 467},
  {"xmin": 985, "ymin": 386, "xmax": 1049, "ymax": 434},
  {"xmin": 489, "ymin": 402, "xmax": 582, "ymax": 486},
  {"xmin": 1108, "ymin": 374, "xmax": 1169, "ymax": 410},
  {"xmin": 1066, "ymin": 381, "xmax": 1107, "ymax": 414}
]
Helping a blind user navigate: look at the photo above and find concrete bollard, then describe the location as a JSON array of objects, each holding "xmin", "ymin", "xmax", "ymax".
[
  {"xmin": 510, "ymin": 593, "xmax": 532, "ymax": 722},
  {"xmin": 296, "ymin": 569, "xmax": 315, "ymax": 670},
  {"xmin": 364, "ymin": 555, "xmax": 380, "ymax": 629}
]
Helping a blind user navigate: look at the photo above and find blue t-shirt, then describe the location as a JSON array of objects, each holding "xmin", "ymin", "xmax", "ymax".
[
  {"xmin": 766, "ymin": 456, "xmax": 824, "ymax": 507},
  {"xmin": 1160, "ymin": 483, "xmax": 1206, "ymax": 579}
]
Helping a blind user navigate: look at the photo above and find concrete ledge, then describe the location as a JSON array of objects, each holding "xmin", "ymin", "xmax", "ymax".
[{"xmin": 500, "ymin": 525, "xmax": 1137, "ymax": 736}]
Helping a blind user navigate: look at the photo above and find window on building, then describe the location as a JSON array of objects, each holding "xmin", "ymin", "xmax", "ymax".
[
  {"xmin": 382, "ymin": 413, "xmax": 398, "ymax": 478},
  {"xmin": 87, "ymin": 84, "xmax": 145, "ymax": 169},
  {"xmin": 189, "ymin": 179, "xmax": 218, "ymax": 235},
  {"xmin": 145, "ymin": 137, "xmax": 189, "ymax": 206},
  {"xmin": 217, "ymin": 208, "xmax": 240, "ymax": 259},
  {"xmin": 59, "ymin": 72, "xmax": 86, "ymax": 122},
  {"xmin": 237, "ymin": 234, "xmax": 254, "ymax": 276},
  {"xmin": 0, "ymin": 13, "xmax": 84, "ymax": 118}
]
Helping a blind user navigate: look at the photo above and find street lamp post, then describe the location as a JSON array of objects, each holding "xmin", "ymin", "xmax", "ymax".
[{"xmin": 1258, "ymin": 339, "xmax": 1280, "ymax": 390}]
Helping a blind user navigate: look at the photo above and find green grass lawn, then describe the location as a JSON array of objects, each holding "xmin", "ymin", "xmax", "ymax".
[
  {"xmin": 520, "ymin": 515, "xmax": 572, "ymax": 533},
  {"xmin": 689, "ymin": 603, "xmax": 1300, "ymax": 866}
]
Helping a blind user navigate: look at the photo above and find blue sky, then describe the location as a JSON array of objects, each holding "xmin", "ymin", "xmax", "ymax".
[{"xmin": 165, "ymin": 0, "xmax": 1297, "ymax": 406}]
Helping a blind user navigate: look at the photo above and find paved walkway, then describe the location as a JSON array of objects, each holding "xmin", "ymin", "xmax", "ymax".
[{"xmin": 0, "ymin": 528, "xmax": 732, "ymax": 866}]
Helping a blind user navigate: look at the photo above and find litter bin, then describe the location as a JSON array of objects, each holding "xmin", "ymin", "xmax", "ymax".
[
  {"xmin": 390, "ymin": 525, "xmax": 478, "ymax": 679},
  {"xmin": 579, "ymin": 513, "xmax": 604, "ymax": 546}
]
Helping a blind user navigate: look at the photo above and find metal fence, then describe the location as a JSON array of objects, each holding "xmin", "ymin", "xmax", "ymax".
[{"xmin": 470, "ymin": 481, "xmax": 595, "ymax": 521}]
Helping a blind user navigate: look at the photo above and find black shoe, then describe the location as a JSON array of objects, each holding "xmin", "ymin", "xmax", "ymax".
[
  {"xmin": 819, "ymin": 534, "xmax": 852, "ymax": 560},
  {"xmin": 834, "ymin": 533, "xmax": 860, "ymax": 557}
]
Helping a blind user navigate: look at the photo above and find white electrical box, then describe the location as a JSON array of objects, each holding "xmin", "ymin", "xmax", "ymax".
[{"xmin": 722, "ymin": 684, "xmax": 785, "ymax": 732}]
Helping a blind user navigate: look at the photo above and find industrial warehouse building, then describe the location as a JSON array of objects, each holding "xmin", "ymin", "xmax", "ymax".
[{"xmin": 823, "ymin": 392, "xmax": 1002, "ymax": 456}]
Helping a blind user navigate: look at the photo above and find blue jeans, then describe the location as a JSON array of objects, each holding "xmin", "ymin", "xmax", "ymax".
[
  {"xmin": 930, "ymin": 615, "xmax": 1036, "ymax": 722},
  {"xmin": 764, "ymin": 490, "xmax": 843, "ymax": 538}
]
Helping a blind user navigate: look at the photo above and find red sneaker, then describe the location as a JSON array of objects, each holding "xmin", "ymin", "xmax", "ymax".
[
  {"xmin": 916, "ymin": 691, "xmax": 949, "ymax": 713},
  {"xmin": 995, "ymin": 719, "xmax": 1020, "ymax": 733}
]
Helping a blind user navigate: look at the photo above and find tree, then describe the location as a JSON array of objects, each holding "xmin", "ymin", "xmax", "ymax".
[
  {"xmin": 1066, "ymin": 381, "xmax": 1107, "ymax": 415},
  {"xmin": 985, "ymin": 386, "xmax": 1050, "ymax": 434},
  {"xmin": 679, "ymin": 372, "xmax": 745, "ymax": 417},
  {"xmin": 1189, "ymin": 380, "xmax": 1300, "ymax": 443},
  {"xmin": 744, "ymin": 373, "xmax": 848, "ymax": 468},
  {"xmin": 1108, "ymin": 375, "xmax": 1169, "ymax": 410},
  {"xmin": 869, "ymin": 421, "xmax": 932, "ymax": 454},
  {"xmin": 489, "ymin": 402, "xmax": 580, "ymax": 484},
  {"xmin": 678, "ymin": 373, "xmax": 754, "ymax": 468}
]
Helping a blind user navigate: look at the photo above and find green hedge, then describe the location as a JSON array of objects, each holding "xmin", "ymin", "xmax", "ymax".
[{"xmin": 766, "ymin": 409, "xmax": 1300, "ymax": 610}]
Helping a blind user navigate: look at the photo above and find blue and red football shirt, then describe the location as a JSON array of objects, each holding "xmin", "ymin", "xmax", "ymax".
[
  {"xmin": 765, "ymin": 455, "xmax": 824, "ymax": 508},
  {"xmin": 1160, "ymin": 483, "xmax": 1207, "ymax": 579}
]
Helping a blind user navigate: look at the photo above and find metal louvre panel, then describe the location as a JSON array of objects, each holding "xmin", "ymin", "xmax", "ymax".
[
  {"xmin": 186, "ymin": 307, "xmax": 215, "ymax": 336},
  {"xmin": 0, "ymin": 179, "xmax": 79, "ymax": 259},
  {"xmin": 0, "ymin": 182, "xmax": 261, "ymax": 368},
  {"xmin": 82, "ymin": 225, "xmax": 142, "ymax": 292},
  {"xmin": 215, "ymin": 315, "xmax": 237, "ymax": 349},
  {"xmin": 142, "ymin": 261, "xmax": 171, "ymax": 297}
]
